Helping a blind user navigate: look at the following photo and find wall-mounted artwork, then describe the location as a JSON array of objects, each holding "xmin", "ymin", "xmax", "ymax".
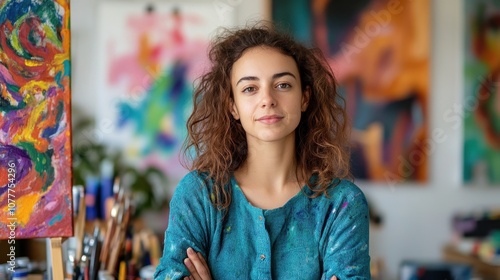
[
  {"xmin": 273, "ymin": 0, "xmax": 430, "ymax": 184},
  {"xmin": 463, "ymin": 0, "xmax": 500, "ymax": 185},
  {"xmin": 0, "ymin": 0, "xmax": 73, "ymax": 238},
  {"xmin": 96, "ymin": 2, "xmax": 232, "ymax": 186}
]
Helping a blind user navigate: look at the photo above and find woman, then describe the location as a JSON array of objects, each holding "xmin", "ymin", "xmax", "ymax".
[{"xmin": 154, "ymin": 25, "xmax": 370, "ymax": 280}]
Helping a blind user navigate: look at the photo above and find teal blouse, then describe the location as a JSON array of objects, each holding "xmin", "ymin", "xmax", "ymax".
[{"xmin": 154, "ymin": 171, "xmax": 370, "ymax": 279}]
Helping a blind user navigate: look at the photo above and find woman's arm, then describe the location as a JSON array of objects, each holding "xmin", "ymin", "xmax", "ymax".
[
  {"xmin": 321, "ymin": 181, "xmax": 371, "ymax": 280},
  {"xmin": 154, "ymin": 172, "xmax": 212, "ymax": 280}
]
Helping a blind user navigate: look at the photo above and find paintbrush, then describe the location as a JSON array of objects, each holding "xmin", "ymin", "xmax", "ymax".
[
  {"xmin": 100, "ymin": 179, "xmax": 124, "ymax": 269},
  {"xmin": 88, "ymin": 226, "xmax": 100, "ymax": 280},
  {"xmin": 107, "ymin": 195, "xmax": 131, "ymax": 274},
  {"xmin": 100, "ymin": 202, "xmax": 122, "ymax": 270},
  {"xmin": 73, "ymin": 185, "xmax": 86, "ymax": 261},
  {"xmin": 113, "ymin": 176, "xmax": 121, "ymax": 199},
  {"xmin": 104, "ymin": 177, "xmax": 121, "ymax": 221},
  {"xmin": 106, "ymin": 205, "xmax": 124, "ymax": 273}
]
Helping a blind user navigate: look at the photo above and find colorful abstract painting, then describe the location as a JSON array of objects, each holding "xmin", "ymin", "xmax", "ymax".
[
  {"xmin": 463, "ymin": 0, "xmax": 500, "ymax": 185},
  {"xmin": 273, "ymin": 0, "xmax": 430, "ymax": 184},
  {"xmin": 96, "ymin": 3, "xmax": 231, "ymax": 186},
  {"xmin": 0, "ymin": 0, "xmax": 72, "ymax": 238}
]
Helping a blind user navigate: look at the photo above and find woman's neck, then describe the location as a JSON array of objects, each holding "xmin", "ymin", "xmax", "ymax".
[{"xmin": 235, "ymin": 136, "xmax": 303, "ymax": 193}]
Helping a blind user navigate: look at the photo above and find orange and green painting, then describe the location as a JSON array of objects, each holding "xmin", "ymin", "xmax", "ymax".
[
  {"xmin": 273, "ymin": 0, "xmax": 430, "ymax": 184},
  {"xmin": 0, "ymin": 0, "xmax": 72, "ymax": 238}
]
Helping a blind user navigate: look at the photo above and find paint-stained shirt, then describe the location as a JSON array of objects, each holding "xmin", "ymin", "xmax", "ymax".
[{"xmin": 154, "ymin": 171, "xmax": 371, "ymax": 280}]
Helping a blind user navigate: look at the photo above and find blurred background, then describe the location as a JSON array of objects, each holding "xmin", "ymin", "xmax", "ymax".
[{"xmin": 1, "ymin": 0, "xmax": 500, "ymax": 279}]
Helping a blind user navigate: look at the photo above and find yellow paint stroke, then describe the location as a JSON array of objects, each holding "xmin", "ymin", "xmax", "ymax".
[
  {"xmin": 15, "ymin": 192, "xmax": 41, "ymax": 226},
  {"xmin": 24, "ymin": 59, "xmax": 43, "ymax": 67},
  {"xmin": 42, "ymin": 24, "xmax": 62, "ymax": 49},
  {"xmin": 11, "ymin": 14, "xmax": 30, "ymax": 54},
  {"xmin": 0, "ymin": 51, "xmax": 10, "ymax": 66},
  {"xmin": 13, "ymin": 99, "xmax": 48, "ymax": 151},
  {"xmin": 21, "ymin": 81, "xmax": 50, "ymax": 102},
  {"xmin": 9, "ymin": 28, "xmax": 22, "ymax": 54},
  {"xmin": 52, "ymin": 53, "xmax": 68, "ymax": 68}
]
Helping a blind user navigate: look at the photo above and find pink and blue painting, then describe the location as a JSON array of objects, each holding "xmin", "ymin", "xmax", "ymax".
[
  {"xmin": 463, "ymin": 0, "xmax": 500, "ymax": 185},
  {"xmin": 96, "ymin": 3, "xmax": 231, "ymax": 186},
  {"xmin": 273, "ymin": 0, "xmax": 430, "ymax": 184},
  {"xmin": 0, "ymin": 0, "xmax": 73, "ymax": 238}
]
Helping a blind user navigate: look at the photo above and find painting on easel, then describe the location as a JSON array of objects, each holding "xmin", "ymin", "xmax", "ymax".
[{"xmin": 0, "ymin": 0, "xmax": 73, "ymax": 238}]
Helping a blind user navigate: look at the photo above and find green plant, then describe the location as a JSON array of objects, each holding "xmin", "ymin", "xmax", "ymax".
[{"xmin": 71, "ymin": 107, "xmax": 169, "ymax": 217}]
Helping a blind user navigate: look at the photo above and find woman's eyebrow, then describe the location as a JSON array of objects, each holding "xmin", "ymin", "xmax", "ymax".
[
  {"xmin": 236, "ymin": 72, "xmax": 297, "ymax": 86},
  {"xmin": 236, "ymin": 76, "xmax": 259, "ymax": 86},
  {"xmin": 272, "ymin": 72, "xmax": 296, "ymax": 80}
]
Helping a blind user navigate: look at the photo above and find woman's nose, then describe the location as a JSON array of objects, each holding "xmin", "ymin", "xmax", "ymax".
[{"xmin": 260, "ymin": 87, "xmax": 277, "ymax": 108}]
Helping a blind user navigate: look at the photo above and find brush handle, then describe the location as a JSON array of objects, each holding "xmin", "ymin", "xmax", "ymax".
[
  {"xmin": 74, "ymin": 189, "xmax": 86, "ymax": 260},
  {"xmin": 100, "ymin": 218, "xmax": 115, "ymax": 266},
  {"xmin": 107, "ymin": 226, "xmax": 126, "ymax": 274}
]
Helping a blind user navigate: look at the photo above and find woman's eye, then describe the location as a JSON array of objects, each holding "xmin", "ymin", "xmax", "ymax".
[
  {"xmin": 276, "ymin": 83, "xmax": 291, "ymax": 89},
  {"xmin": 242, "ymin": 86, "xmax": 256, "ymax": 93}
]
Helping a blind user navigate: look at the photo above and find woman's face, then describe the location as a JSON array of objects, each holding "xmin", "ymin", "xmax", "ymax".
[{"xmin": 230, "ymin": 46, "xmax": 309, "ymax": 145}]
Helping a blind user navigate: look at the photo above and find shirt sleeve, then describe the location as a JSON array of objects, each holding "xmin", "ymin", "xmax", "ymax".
[
  {"xmin": 320, "ymin": 181, "xmax": 371, "ymax": 280},
  {"xmin": 154, "ymin": 172, "xmax": 213, "ymax": 280}
]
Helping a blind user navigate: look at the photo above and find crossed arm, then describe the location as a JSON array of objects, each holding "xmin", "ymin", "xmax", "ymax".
[{"xmin": 182, "ymin": 249, "xmax": 340, "ymax": 280}]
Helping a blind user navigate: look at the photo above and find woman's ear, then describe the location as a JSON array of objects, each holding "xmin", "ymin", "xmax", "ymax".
[
  {"xmin": 301, "ymin": 86, "xmax": 310, "ymax": 112},
  {"xmin": 230, "ymin": 99, "xmax": 240, "ymax": 120}
]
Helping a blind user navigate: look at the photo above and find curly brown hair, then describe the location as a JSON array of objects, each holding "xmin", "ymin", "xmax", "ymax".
[{"xmin": 183, "ymin": 24, "xmax": 351, "ymax": 210}]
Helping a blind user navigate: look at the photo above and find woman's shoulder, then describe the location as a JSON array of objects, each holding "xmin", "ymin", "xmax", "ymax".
[
  {"xmin": 178, "ymin": 170, "xmax": 209, "ymax": 185},
  {"xmin": 323, "ymin": 179, "xmax": 368, "ymax": 205},
  {"xmin": 315, "ymin": 179, "xmax": 369, "ymax": 224},
  {"xmin": 172, "ymin": 170, "xmax": 212, "ymax": 198}
]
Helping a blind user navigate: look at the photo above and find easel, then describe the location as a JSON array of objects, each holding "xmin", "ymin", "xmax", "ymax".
[
  {"xmin": 45, "ymin": 185, "xmax": 85, "ymax": 279},
  {"xmin": 46, "ymin": 237, "xmax": 65, "ymax": 280}
]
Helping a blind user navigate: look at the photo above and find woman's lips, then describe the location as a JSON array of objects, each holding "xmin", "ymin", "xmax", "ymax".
[{"xmin": 256, "ymin": 115, "xmax": 283, "ymax": 124}]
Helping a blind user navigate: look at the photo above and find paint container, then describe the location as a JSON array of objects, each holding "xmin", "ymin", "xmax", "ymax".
[
  {"xmin": 85, "ymin": 176, "xmax": 100, "ymax": 221},
  {"xmin": 100, "ymin": 159, "xmax": 114, "ymax": 219},
  {"xmin": 11, "ymin": 268, "xmax": 29, "ymax": 280},
  {"xmin": 16, "ymin": 257, "xmax": 30, "ymax": 270}
]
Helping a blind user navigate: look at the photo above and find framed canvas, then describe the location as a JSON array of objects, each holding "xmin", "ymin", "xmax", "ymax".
[
  {"xmin": 272, "ymin": 0, "xmax": 430, "ymax": 184},
  {"xmin": 463, "ymin": 0, "xmax": 500, "ymax": 186},
  {"xmin": 95, "ymin": 2, "xmax": 233, "ymax": 188},
  {"xmin": 0, "ymin": 0, "xmax": 73, "ymax": 238}
]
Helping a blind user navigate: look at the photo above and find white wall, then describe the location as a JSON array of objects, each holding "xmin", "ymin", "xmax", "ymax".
[{"xmin": 71, "ymin": 0, "xmax": 500, "ymax": 279}]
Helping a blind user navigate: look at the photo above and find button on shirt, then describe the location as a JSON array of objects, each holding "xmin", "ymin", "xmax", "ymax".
[{"xmin": 154, "ymin": 171, "xmax": 370, "ymax": 280}]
